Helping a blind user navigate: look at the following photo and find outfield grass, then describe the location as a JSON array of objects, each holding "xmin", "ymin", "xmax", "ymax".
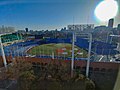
[{"xmin": 27, "ymin": 43, "xmax": 88, "ymax": 58}]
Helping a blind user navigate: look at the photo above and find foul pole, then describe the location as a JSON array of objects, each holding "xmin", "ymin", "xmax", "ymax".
[{"xmin": 0, "ymin": 35, "xmax": 7, "ymax": 68}]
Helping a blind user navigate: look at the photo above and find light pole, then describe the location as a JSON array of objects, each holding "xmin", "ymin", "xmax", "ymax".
[
  {"xmin": 0, "ymin": 35, "xmax": 7, "ymax": 68},
  {"xmin": 109, "ymin": 34, "xmax": 120, "ymax": 52},
  {"xmin": 71, "ymin": 32, "xmax": 75, "ymax": 77},
  {"xmin": 86, "ymin": 33, "xmax": 92, "ymax": 77}
]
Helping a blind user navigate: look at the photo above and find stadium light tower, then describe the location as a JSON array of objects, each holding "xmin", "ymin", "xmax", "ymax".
[
  {"xmin": 0, "ymin": 35, "xmax": 7, "ymax": 68},
  {"xmin": 71, "ymin": 31, "xmax": 92, "ymax": 77}
]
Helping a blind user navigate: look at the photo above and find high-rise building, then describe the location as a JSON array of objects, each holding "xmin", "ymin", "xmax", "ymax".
[
  {"xmin": 0, "ymin": 25, "xmax": 15, "ymax": 34},
  {"xmin": 108, "ymin": 18, "xmax": 114, "ymax": 28},
  {"xmin": 117, "ymin": 24, "xmax": 120, "ymax": 30},
  {"xmin": 67, "ymin": 24, "xmax": 94, "ymax": 31},
  {"xmin": 25, "ymin": 28, "xmax": 29, "ymax": 32}
]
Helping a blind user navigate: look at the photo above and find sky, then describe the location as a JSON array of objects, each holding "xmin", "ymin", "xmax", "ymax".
[{"xmin": 0, "ymin": 0, "xmax": 119, "ymax": 30}]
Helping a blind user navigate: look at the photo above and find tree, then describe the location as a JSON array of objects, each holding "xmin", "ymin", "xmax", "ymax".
[
  {"xmin": 2, "ymin": 59, "xmax": 95, "ymax": 90},
  {"xmin": 6, "ymin": 59, "xmax": 36, "ymax": 90}
]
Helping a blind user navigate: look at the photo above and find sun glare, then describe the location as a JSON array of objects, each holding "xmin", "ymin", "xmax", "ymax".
[{"xmin": 95, "ymin": 0, "xmax": 118, "ymax": 22}]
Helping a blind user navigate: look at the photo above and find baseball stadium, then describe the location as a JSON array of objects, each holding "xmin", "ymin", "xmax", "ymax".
[
  {"xmin": 0, "ymin": 32, "xmax": 119, "ymax": 64},
  {"xmin": 0, "ymin": 32, "xmax": 120, "ymax": 90}
]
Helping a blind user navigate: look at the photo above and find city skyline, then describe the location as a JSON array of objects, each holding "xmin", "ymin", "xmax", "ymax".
[{"xmin": 0, "ymin": 0, "xmax": 120, "ymax": 30}]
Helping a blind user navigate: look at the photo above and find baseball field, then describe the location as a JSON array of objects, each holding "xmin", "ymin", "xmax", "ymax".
[{"xmin": 27, "ymin": 43, "xmax": 88, "ymax": 58}]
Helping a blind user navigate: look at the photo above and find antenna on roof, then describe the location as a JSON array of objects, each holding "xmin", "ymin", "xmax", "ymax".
[
  {"xmin": 73, "ymin": 16, "xmax": 75, "ymax": 30},
  {"xmin": 73, "ymin": 16, "xmax": 75, "ymax": 25},
  {"xmin": 87, "ymin": 14, "xmax": 90, "ymax": 24}
]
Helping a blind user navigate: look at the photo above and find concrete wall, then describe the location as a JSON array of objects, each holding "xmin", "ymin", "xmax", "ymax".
[{"xmin": 0, "ymin": 56, "xmax": 119, "ymax": 71}]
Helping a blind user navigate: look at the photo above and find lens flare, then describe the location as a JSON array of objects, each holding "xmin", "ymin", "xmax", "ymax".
[{"xmin": 94, "ymin": 0, "xmax": 118, "ymax": 22}]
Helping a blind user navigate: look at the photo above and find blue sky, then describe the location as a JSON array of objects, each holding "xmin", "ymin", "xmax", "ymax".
[{"xmin": 0, "ymin": 0, "xmax": 119, "ymax": 30}]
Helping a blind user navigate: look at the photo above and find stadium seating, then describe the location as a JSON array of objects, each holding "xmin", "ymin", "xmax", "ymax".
[
  {"xmin": 0, "ymin": 37, "xmax": 119, "ymax": 57},
  {"xmin": 44, "ymin": 38, "xmax": 119, "ymax": 55},
  {"xmin": 1, "ymin": 33, "xmax": 23, "ymax": 43}
]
